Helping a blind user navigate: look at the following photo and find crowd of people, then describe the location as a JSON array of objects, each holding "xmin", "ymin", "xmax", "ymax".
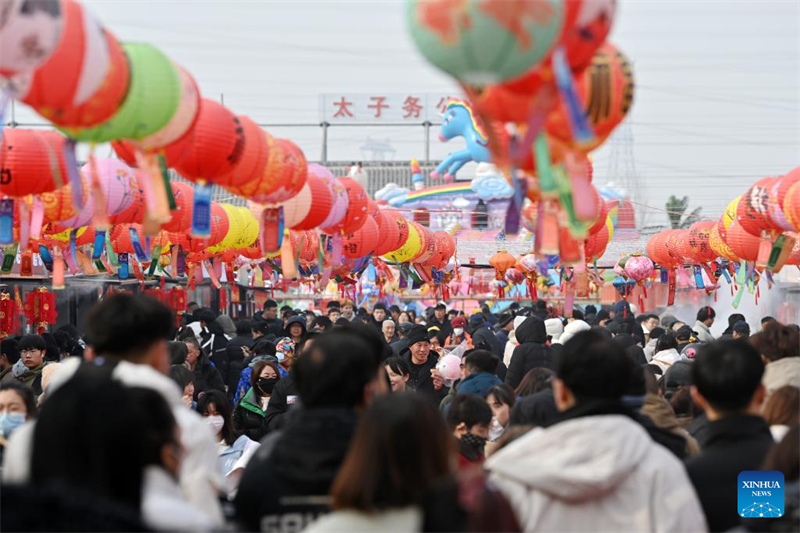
[{"xmin": 0, "ymin": 293, "xmax": 798, "ymax": 532}]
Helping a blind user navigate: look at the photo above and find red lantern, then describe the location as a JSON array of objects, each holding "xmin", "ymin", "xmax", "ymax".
[
  {"xmin": 726, "ymin": 221, "xmax": 761, "ymax": 262},
  {"xmin": 23, "ymin": 287, "xmax": 57, "ymax": 333},
  {"xmin": 685, "ymin": 221, "xmax": 717, "ymax": 263},
  {"xmin": 737, "ymin": 177, "xmax": 780, "ymax": 237},
  {"xmin": 585, "ymin": 221, "xmax": 610, "ymax": 260},
  {"xmin": 299, "ymin": 230, "xmax": 320, "ymax": 263},
  {"xmin": 245, "ymin": 138, "xmax": 307, "ymax": 203},
  {"xmin": 343, "ymin": 216, "xmax": 379, "ymax": 258},
  {"xmin": 768, "ymin": 168, "xmax": 800, "ymax": 232},
  {"xmin": 293, "ymin": 174, "xmax": 333, "ymax": 230},
  {"xmin": 169, "ymin": 99, "xmax": 245, "ymax": 182},
  {"xmin": 0, "ymin": 292, "xmax": 18, "ymax": 338},
  {"xmin": 412, "ymin": 225, "xmax": 437, "ymax": 264},
  {"xmin": 589, "ymin": 200, "xmax": 609, "ymax": 234},
  {"xmin": 162, "ymin": 181, "xmax": 193, "ymax": 233},
  {"xmin": 1, "ymin": 129, "xmax": 60, "ymax": 197},
  {"xmin": 326, "ymin": 178, "xmax": 369, "ymax": 235},
  {"xmin": 663, "ymin": 230, "xmax": 687, "ymax": 268},
  {"xmin": 216, "ymin": 115, "xmax": 269, "ymax": 190},
  {"xmin": 373, "ymin": 210, "xmax": 400, "ymax": 256},
  {"xmin": 110, "ymin": 223, "xmax": 145, "ymax": 255},
  {"xmin": 546, "ymin": 42, "xmax": 634, "ymax": 153},
  {"xmin": 111, "ymin": 139, "xmax": 138, "ymax": 167}
]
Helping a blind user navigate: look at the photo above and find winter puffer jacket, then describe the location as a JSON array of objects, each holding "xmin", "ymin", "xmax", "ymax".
[
  {"xmin": 457, "ymin": 372, "xmax": 502, "ymax": 398},
  {"xmin": 234, "ymin": 387, "xmax": 269, "ymax": 441},
  {"xmin": 505, "ymin": 317, "xmax": 555, "ymax": 390},
  {"xmin": 485, "ymin": 411, "xmax": 708, "ymax": 532},
  {"xmin": 235, "ymin": 407, "xmax": 358, "ymax": 532}
]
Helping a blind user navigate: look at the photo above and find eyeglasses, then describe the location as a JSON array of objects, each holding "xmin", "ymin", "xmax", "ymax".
[{"xmin": 20, "ymin": 349, "xmax": 41, "ymax": 355}]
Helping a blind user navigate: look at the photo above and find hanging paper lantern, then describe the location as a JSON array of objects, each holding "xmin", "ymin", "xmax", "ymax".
[
  {"xmin": 584, "ymin": 215, "xmax": 612, "ymax": 260},
  {"xmin": 293, "ymin": 169, "xmax": 334, "ymax": 230},
  {"xmin": 234, "ymin": 207, "xmax": 259, "ymax": 249},
  {"xmin": 505, "ymin": 267, "xmax": 525, "ymax": 284},
  {"xmin": 343, "ymin": 216, "xmax": 379, "ymax": 258},
  {"xmin": 279, "ymin": 181, "xmax": 313, "ymax": 229},
  {"xmin": 767, "ymin": 168, "xmax": 800, "ymax": 232},
  {"xmin": 168, "ymin": 99, "xmax": 245, "ymax": 182},
  {"xmin": 206, "ymin": 204, "xmax": 245, "ymax": 254},
  {"xmin": 737, "ymin": 177, "xmax": 780, "ymax": 237},
  {"xmin": 547, "ymin": 42, "xmax": 634, "ymax": 152},
  {"xmin": 411, "ymin": 225, "xmax": 437, "ymax": 264},
  {"xmin": 0, "ymin": 0, "xmax": 65, "ymax": 77},
  {"xmin": 489, "ymin": 251, "xmax": 517, "ymax": 278},
  {"xmin": 80, "ymin": 158, "xmax": 136, "ymax": 216},
  {"xmin": 42, "ymin": 179, "xmax": 82, "ymax": 223},
  {"xmin": 726, "ymin": 221, "xmax": 760, "ymax": 262},
  {"xmin": 663, "ymin": 230, "xmax": 688, "ymax": 268},
  {"xmin": 785, "ymin": 179, "xmax": 800, "ymax": 232},
  {"xmin": 109, "ymin": 170, "xmax": 145, "ymax": 225},
  {"xmin": 13, "ymin": 0, "xmax": 108, "ymax": 120},
  {"xmin": 62, "ymin": 43, "xmax": 180, "ymax": 143},
  {"xmin": 407, "ymin": 0, "xmax": 565, "ymax": 84},
  {"xmin": 709, "ymin": 224, "xmax": 737, "ymax": 262},
  {"xmin": 215, "ymin": 115, "xmax": 269, "ymax": 190},
  {"xmin": 684, "ymin": 221, "xmax": 718, "ymax": 264},
  {"xmin": 160, "ymin": 181, "xmax": 193, "ymax": 233},
  {"xmin": 248, "ymin": 138, "xmax": 308, "ymax": 204},
  {"xmin": 0, "ymin": 128, "xmax": 67, "ymax": 197},
  {"xmin": 326, "ymin": 178, "xmax": 369, "ymax": 235},
  {"xmin": 110, "ymin": 223, "xmax": 145, "ymax": 255},
  {"xmin": 373, "ymin": 210, "xmax": 401, "ymax": 256},
  {"xmin": 624, "ymin": 255, "xmax": 654, "ymax": 282},
  {"xmin": 171, "ymin": 202, "xmax": 230, "ymax": 253},
  {"xmin": 384, "ymin": 220, "xmax": 421, "ymax": 263},
  {"xmin": 719, "ymin": 195, "xmax": 740, "ymax": 233},
  {"xmin": 319, "ymin": 177, "xmax": 350, "ymax": 230}
]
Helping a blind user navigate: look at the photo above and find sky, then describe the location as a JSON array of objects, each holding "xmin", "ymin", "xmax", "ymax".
[{"xmin": 8, "ymin": 0, "xmax": 800, "ymax": 229}]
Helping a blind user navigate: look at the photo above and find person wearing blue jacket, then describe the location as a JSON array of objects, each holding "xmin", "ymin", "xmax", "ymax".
[{"xmin": 457, "ymin": 349, "xmax": 502, "ymax": 397}]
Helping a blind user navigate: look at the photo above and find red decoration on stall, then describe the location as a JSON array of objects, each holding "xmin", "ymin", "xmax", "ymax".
[
  {"xmin": 23, "ymin": 287, "xmax": 57, "ymax": 333},
  {"xmin": 0, "ymin": 293, "xmax": 18, "ymax": 338}
]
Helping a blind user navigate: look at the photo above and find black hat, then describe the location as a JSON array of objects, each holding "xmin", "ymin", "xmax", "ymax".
[
  {"xmin": 732, "ymin": 321, "xmax": 751, "ymax": 335},
  {"xmin": 676, "ymin": 325, "xmax": 697, "ymax": 342},
  {"xmin": 326, "ymin": 301, "xmax": 341, "ymax": 310},
  {"xmin": 407, "ymin": 325, "xmax": 429, "ymax": 347},
  {"xmin": 435, "ymin": 303, "xmax": 447, "ymax": 311},
  {"xmin": 595, "ymin": 310, "xmax": 610, "ymax": 322},
  {"xmin": 373, "ymin": 302, "xmax": 387, "ymax": 311},
  {"xmin": 397, "ymin": 322, "xmax": 413, "ymax": 334},
  {"xmin": 497, "ymin": 313, "xmax": 514, "ymax": 328},
  {"xmin": 264, "ymin": 299, "xmax": 278, "ymax": 309}
]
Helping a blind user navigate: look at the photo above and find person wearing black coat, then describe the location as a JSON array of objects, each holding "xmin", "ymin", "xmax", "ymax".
[
  {"xmin": 505, "ymin": 316, "xmax": 555, "ymax": 389},
  {"xmin": 686, "ymin": 340, "xmax": 775, "ymax": 532},
  {"xmin": 185, "ymin": 338, "xmax": 226, "ymax": 399},
  {"xmin": 613, "ymin": 334, "xmax": 648, "ymax": 367},
  {"xmin": 263, "ymin": 373, "xmax": 299, "ymax": 432},
  {"xmin": 402, "ymin": 326, "xmax": 447, "ymax": 405},
  {"xmin": 469, "ymin": 314, "xmax": 504, "ymax": 357}
]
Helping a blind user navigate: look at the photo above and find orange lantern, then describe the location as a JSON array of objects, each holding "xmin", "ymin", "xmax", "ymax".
[
  {"xmin": 726, "ymin": 221, "xmax": 760, "ymax": 262},
  {"xmin": 245, "ymin": 138, "xmax": 307, "ymax": 203},
  {"xmin": 737, "ymin": 177, "xmax": 780, "ymax": 237},
  {"xmin": 161, "ymin": 181, "xmax": 193, "ymax": 233},
  {"xmin": 709, "ymin": 224, "xmax": 738, "ymax": 262},
  {"xmin": 685, "ymin": 221, "xmax": 718, "ymax": 264},
  {"xmin": 1, "ymin": 129, "xmax": 61, "ymax": 197},
  {"xmin": 343, "ymin": 216, "xmax": 379, "ymax": 258}
]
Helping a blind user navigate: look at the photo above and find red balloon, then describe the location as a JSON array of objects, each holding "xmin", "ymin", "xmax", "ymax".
[
  {"xmin": 343, "ymin": 216, "xmax": 379, "ymax": 258},
  {"xmin": 168, "ymin": 99, "xmax": 245, "ymax": 182},
  {"xmin": 216, "ymin": 116, "xmax": 269, "ymax": 189},
  {"xmin": 326, "ymin": 178, "xmax": 369, "ymax": 235},
  {"xmin": 161, "ymin": 181, "xmax": 193, "ymax": 233},
  {"xmin": 293, "ymin": 174, "xmax": 333, "ymax": 230}
]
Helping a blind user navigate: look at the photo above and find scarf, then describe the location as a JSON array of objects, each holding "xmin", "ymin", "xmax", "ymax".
[
  {"xmin": 11, "ymin": 359, "xmax": 45, "ymax": 386},
  {"xmin": 459, "ymin": 433, "xmax": 487, "ymax": 462}
]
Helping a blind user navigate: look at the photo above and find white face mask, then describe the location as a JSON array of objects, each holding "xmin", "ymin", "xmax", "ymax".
[
  {"xmin": 488, "ymin": 417, "xmax": 505, "ymax": 442},
  {"xmin": 454, "ymin": 327, "xmax": 464, "ymax": 337},
  {"xmin": 205, "ymin": 414, "xmax": 225, "ymax": 435}
]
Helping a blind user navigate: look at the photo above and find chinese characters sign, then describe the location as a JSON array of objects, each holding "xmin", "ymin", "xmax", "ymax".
[{"xmin": 320, "ymin": 94, "xmax": 455, "ymax": 123}]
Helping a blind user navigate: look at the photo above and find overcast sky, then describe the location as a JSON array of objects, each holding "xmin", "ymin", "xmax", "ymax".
[{"xmin": 10, "ymin": 0, "xmax": 800, "ymax": 228}]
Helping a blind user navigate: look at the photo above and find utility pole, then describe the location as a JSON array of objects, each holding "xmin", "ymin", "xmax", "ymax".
[
  {"xmin": 423, "ymin": 121, "xmax": 431, "ymax": 163},
  {"xmin": 321, "ymin": 122, "xmax": 329, "ymax": 163}
]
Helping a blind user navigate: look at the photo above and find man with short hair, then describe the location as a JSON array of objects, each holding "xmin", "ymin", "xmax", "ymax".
[
  {"xmin": 402, "ymin": 325, "xmax": 446, "ymax": 404},
  {"xmin": 470, "ymin": 313, "xmax": 503, "ymax": 357},
  {"xmin": 2, "ymin": 293, "xmax": 225, "ymax": 526},
  {"xmin": 390, "ymin": 322, "xmax": 413, "ymax": 355},
  {"xmin": 0, "ymin": 338, "xmax": 20, "ymax": 382},
  {"xmin": 184, "ymin": 337, "xmax": 225, "ymax": 398},
  {"xmin": 495, "ymin": 313, "xmax": 515, "ymax": 347},
  {"xmin": 371, "ymin": 303, "xmax": 387, "ymax": 330},
  {"xmin": 731, "ymin": 321, "xmax": 750, "ymax": 340},
  {"xmin": 388, "ymin": 305, "xmax": 401, "ymax": 324},
  {"xmin": 428, "ymin": 302, "xmax": 452, "ymax": 338},
  {"xmin": 235, "ymin": 330, "xmax": 388, "ymax": 531},
  {"xmin": 447, "ymin": 393, "xmax": 492, "ymax": 469},
  {"xmin": 686, "ymin": 340, "xmax": 774, "ymax": 532},
  {"xmin": 1, "ymin": 335, "xmax": 49, "ymax": 395},
  {"xmin": 693, "ymin": 306, "xmax": 716, "ymax": 343},
  {"xmin": 486, "ymin": 330, "xmax": 706, "ymax": 532},
  {"xmin": 253, "ymin": 299, "xmax": 283, "ymax": 338},
  {"xmin": 456, "ymin": 349, "xmax": 501, "ymax": 397}
]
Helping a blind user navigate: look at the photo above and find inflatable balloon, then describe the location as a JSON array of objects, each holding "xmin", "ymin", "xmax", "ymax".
[{"xmin": 407, "ymin": 0, "xmax": 565, "ymax": 84}]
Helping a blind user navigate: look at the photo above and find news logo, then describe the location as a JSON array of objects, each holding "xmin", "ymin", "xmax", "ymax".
[{"xmin": 738, "ymin": 471, "xmax": 784, "ymax": 518}]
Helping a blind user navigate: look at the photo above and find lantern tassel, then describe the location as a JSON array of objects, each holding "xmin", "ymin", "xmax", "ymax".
[{"xmin": 552, "ymin": 46, "xmax": 595, "ymax": 147}]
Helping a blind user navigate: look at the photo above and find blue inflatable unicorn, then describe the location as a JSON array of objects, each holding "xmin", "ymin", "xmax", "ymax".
[{"xmin": 430, "ymin": 99, "xmax": 492, "ymax": 182}]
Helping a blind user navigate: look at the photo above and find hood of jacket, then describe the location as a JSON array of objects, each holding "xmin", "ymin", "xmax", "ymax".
[
  {"xmin": 558, "ymin": 320, "xmax": 590, "ymax": 345},
  {"xmin": 763, "ymin": 356, "xmax": 800, "ymax": 394},
  {"xmin": 486, "ymin": 414, "xmax": 651, "ymax": 502},
  {"xmin": 640, "ymin": 394, "xmax": 680, "ymax": 432},
  {"xmin": 516, "ymin": 316, "xmax": 547, "ymax": 344},
  {"xmin": 652, "ymin": 348, "xmax": 681, "ymax": 365},
  {"xmin": 273, "ymin": 406, "xmax": 358, "ymax": 490},
  {"xmin": 458, "ymin": 372, "xmax": 502, "ymax": 397},
  {"xmin": 286, "ymin": 315, "xmax": 308, "ymax": 333}
]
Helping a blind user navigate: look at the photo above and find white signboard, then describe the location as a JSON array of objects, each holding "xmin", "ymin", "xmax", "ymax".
[{"xmin": 319, "ymin": 93, "xmax": 456, "ymax": 123}]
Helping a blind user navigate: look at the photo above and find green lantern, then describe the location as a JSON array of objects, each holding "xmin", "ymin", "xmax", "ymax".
[
  {"xmin": 63, "ymin": 43, "xmax": 181, "ymax": 143},
  {"xmin": 407, "ymin": 0, "xmax": 565, "ymax": 85}
]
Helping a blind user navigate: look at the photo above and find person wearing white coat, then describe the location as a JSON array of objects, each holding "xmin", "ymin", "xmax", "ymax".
[
  {"xmin": 485, "ymin": 328, "xmax": 707, "ymax": 533},
  {"xmin": 503, "ymin": 316, "xmax": 527, "ymax": 367},
  {"xmin": 650, "ymin": 333, "xmax": 683, "ymax": 375}
]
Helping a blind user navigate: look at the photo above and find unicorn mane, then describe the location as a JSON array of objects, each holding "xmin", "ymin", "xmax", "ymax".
[{"xmin": 444, "ymin": 99, "xmax": 488, "ymax": 142}]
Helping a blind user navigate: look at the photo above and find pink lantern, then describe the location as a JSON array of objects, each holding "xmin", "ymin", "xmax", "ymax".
[
  {"xmin": 624, "ymin": 255, "xmax": 655, "ymax": 282},
  {"xmin": 319, "ymin": 178, "xmax": 349, "ymax": 231},
  {"xmin": 505, "ymin": 267, "xmax": 525, "ymax": 284},
  {"xmin": 80, "ymin": 158, "xmax": 136, "ymax": 216},
  {"xmin": 280, "ymin": 180, "xmax": 313, "ymax": 229}
]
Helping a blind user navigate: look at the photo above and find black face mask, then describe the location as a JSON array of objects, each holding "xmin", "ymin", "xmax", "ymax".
[{"xmin": 257, "ymin": 377, "xmax": 278, "ymax": 394}]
